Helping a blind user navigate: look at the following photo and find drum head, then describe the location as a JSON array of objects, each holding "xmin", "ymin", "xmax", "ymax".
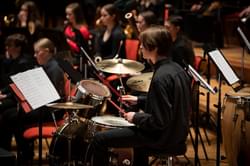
[
  {"xmin": 80, "ymin": 80, "xmax": 111, "ymax": 97},
  {"xmin": 226, "ymin": 89, "xmax": 250, "ymax": 99},
  {"xmin": 91, "ymin": 115, "xmax": 135, "ymax": 127}
]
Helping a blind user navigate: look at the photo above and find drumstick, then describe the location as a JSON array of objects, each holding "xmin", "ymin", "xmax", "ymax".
[{"xmin": 107, "ymin": 98, "xmax": 125, "ymax": 114}]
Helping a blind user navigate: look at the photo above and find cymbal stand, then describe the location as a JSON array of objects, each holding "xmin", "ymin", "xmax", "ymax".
[
  {"xmin": 117, "ymin": 75, "xmax": 126, "ymax": 115},
  {"xmin": 63, "ymin": 109, "xmax": 79, "ymax": 166},
  {"xmin": 79, "ymin": 46, "xmax": 129, "ymax": 110}
]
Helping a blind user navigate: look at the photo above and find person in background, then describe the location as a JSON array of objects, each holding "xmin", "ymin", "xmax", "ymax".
[
  {"xmin": 16, "ymin": 1, "xmax": 42, "ymax": 35},
  {"xmin": 136, "ymin": 10, "xmax": 159, "ymax": 71},
  {"xmin": 64, "ymin": 2, "xmax": 91, "ymax": 57},
  {"xmin": 0, "ymin": 33, "xmax": 35, "ymax": 110},
  {"xmin": 94, "ymin": 3, "xmax": 126, "ymax": 60},
  {"xmin": 136, "ymin": 10, "xmax": 158, "ymax": 33},
  {"xmin": 89, "ymin": 26, "xmax": 191, "ymax": 166},
  {"xmin": 165, "ymin": 15, "xmax": 195, "ymax": 68},
  {"xmin": 0, "ymin": 38, "xmax": 65, "ymax": 163}
]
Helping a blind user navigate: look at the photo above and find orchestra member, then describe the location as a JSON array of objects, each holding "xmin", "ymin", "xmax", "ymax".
[
  {"xmin": 0, "ymin": 38, "xmax": 65, "ymax": 162},
  {"xmin": 16, "ymin": 1, "xmax": 42, "ymax": 34},
  {"xmin": 64, "ymin": 2, "xmax": 91, "ymax": 57},
  {"xmin": 89, "ymin": 26, "xmax": 191, "ymax": 166},
  {"xmin": 136, "ymin": 10, "xmax": 158, "ymax": 33},
  {"xmin": 94, "ymin": 3, "xmax": 126, "ymax": 60},
  {"xmin": 0, "ymin": 33, "xmax": 35, "ymax": 110},
  {"xmin": 165, "ymin": 16, "xmax": 195, "ymax": 68}
]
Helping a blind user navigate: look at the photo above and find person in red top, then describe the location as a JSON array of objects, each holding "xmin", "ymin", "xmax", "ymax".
[{"xmin": 64, "ymin": 2, "xmax": 91, "ymax": 56}]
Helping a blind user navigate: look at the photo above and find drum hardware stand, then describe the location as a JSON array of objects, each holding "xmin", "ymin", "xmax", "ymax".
[
  {"xmin": 187, "ymin": 64, "xmax": 216, "ymax": 166},
  {"xmin": 117, "ymin": 74, "xmax": 127, "ymax": 115},
  {"xmin": 79, "ymin": 46, "xmax": 128, "ymax": 112}
]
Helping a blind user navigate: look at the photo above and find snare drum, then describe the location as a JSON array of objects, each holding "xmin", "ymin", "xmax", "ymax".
[
  {"xmin": 89, "ymin": 115, "xmax": 135, "ymax": 166},
  {"xmin": 76, "ymin": 80, "xmax": 111, "ymax": 118},
  {"xmin": 222, "ymin": 88, "xmax": 250, "ymax": 166}
]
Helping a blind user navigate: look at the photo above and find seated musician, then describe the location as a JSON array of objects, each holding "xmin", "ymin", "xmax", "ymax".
[
  {"xmin": 64, "ymin": 2, "xmax": 91, "ymax": 57},
  {"xmin": 165, "ymin": 15, "xmax": 195, "ymax": 68},
  {"xmin": 89, "ymin": 26, "xmax": 192, "ymax": 166},
  {"xmin": 0, "ymin": 38, "xmax": 65, "ymax": 162},
  {"xmin": 0, "ymin": 33, "xmax": 35, "ymax": 111},
  {"xmin": 93, "ymin": 3, "xmax": 126, "ymax": 61}
]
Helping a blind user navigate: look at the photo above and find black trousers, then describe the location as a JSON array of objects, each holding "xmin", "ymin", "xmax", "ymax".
[{"xmin": 89, "ymin": 126, "xmax": 157, "ymax": 166}]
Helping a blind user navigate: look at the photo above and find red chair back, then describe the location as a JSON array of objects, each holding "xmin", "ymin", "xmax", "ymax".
[{"xmin": 125, "ymin": 39, "xmax": 139, "ymax": 60}]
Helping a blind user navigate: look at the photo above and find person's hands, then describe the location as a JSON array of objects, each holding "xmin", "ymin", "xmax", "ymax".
[
  {"xmin": 121, "ymin": 95, "xmax": 138, "ymax": 105},
  {"xmin": 123, "ymin": 112, "xmax": 135, "ymax": 123},
  {"xmin": 0, "ymin": 94, "xmax": 7, "ymax": 100},
  {"xmin": 239, "ymin": 6, "xmax": 250, "ymax": 18}
]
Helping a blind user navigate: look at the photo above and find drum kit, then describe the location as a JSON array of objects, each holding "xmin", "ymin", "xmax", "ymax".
[{"xmin": 47, "ymin": 58, "xmax": 152, "ymax": 166}]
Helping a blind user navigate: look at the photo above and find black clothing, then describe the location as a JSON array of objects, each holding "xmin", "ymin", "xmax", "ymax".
[
  {"xmin": 0, "ymin": 54, "xmax": 35, "ymax": 111},
  {"xmin": 0, "ymin": 57, "xmax": 65, "ymax": 159},
  {"xmin": 95, "ymin": 25, "xmax": 126, "ymax": 59},
  {"xmin": 170, "ymin": 35, "xmax": 195, "ymax": 68},
  {"xmin": 43, "ymin": 57, "xmax": 65, "ymax": 98},
  {"xmin": 90, "ymin": 58, "xmax": 191, "ymax": 166},
  {"xmin": 0, "ymin": 54, "xmax": 35, "ymax": 89}
]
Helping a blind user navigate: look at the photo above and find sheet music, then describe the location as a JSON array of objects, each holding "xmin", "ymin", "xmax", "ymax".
[
  {"xmin": 10, "ymin": 67, "xmax": 60, "ymax": 110},
  {"xmin": 237, "ymin": 26, "xmax": 250, "ymax": 51},
  {"xmin": 188, "ymin": 65, "xmax": 216, "ymax": 94},
  {"xmin": 208, "ymin": 50, "xmax": 240, "ymax": 85}
]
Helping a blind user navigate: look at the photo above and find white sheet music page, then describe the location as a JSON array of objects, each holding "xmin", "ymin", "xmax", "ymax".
[
  {"xmin": 208, "ymin": 50, "xmax": 240, "ymax": 85},
  {"xmin": 10, "ymin": 67, "xmax": 60, "ymax": 110}
]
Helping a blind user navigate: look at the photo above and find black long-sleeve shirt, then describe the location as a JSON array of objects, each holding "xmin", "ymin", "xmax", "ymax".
[{"xmin": 133, "ymin": 58, "xmax": 191, "ymax": 150}]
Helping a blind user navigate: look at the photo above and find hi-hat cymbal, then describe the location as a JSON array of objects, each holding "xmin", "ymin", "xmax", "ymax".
[
  {"xmin": 126, "ymin": 72, "xmax": 153, "ymax": 92},
  {"xmin": 96, "ymin": 58, "xmax": 145, "ymax": 74},
  {"xmin": 47, "ymin": 102, "xmax": 93, "ymax": 110}
]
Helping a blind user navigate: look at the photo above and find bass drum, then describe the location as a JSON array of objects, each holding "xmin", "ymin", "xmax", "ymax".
[
  {"xmin": 222, "ymin": 87, "xmax": 250, "ymax": 166},
  {"xmin": 48, "ymin": 118, "xmax": 89, "ymax": 166}
]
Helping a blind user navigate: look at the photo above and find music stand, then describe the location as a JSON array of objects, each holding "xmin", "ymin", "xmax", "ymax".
[
  {"xmin": 237, "ymin": 26, "xmax": 250, "ymax": 82},
  {"xmin": 10, "ymin": 67, "xmax": 60, "ymax": 166},
  {"xmin": 187, "ymin": 65, "xmax": 215, "ymax": 166},
  {"xmin": 208, "ymin": 49, "xmax": 242, "ymax": 166}
]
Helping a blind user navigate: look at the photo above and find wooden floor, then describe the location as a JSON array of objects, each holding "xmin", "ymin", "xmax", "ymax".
[{"xmin": 11, "ymin": 44, "xmax": 250, "ymax": 165}]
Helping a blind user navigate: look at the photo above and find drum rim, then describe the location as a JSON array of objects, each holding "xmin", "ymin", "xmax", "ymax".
[
  {"xmin": 91, "ymin": 115, "xmax": 135, "ymax": 127},
  {"xmin": 80, "ymin": 79, "xmax": 111, "ymax": 97}
]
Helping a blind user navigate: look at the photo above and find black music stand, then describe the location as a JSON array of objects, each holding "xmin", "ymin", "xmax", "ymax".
[
  {"xmin": 237, "ymin": 26, "xmax": 250, "ymax": 82},
  {"xmin": 187, "ymin": 64, "xmax": 216, "ymax": 166},
  {"xmin": 10, "ymin": 67, "xmax": 61, "ymax": 166},
  {"xmin": 208, "ymin": 49, "xmax": 242, "ymax": 166}
]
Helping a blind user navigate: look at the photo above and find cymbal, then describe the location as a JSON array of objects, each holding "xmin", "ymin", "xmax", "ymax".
[
  {"xmin": 47, "ymin": 102, "xmax": 93, "ymax": 110},
  {"xmin": 126, "ymin": 72, "xmax": 153, "ymax": 92},
  {"xmin": 96, "ymin": 58, "xmax": 145, "ymax": 74}
]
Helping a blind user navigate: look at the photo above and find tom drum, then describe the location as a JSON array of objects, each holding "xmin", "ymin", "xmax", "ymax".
[{"xmin": 76, "ymin": 80, "xmax": 111, "ymax": 118}]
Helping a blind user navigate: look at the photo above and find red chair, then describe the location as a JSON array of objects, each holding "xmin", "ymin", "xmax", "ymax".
[
  {"xmin": 125, "ymin": 39, "xmax": 140, "ymax": 61},
  {"xmin": 22, "ymin": 77, "xmax": 75, "ymax": 161}
]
